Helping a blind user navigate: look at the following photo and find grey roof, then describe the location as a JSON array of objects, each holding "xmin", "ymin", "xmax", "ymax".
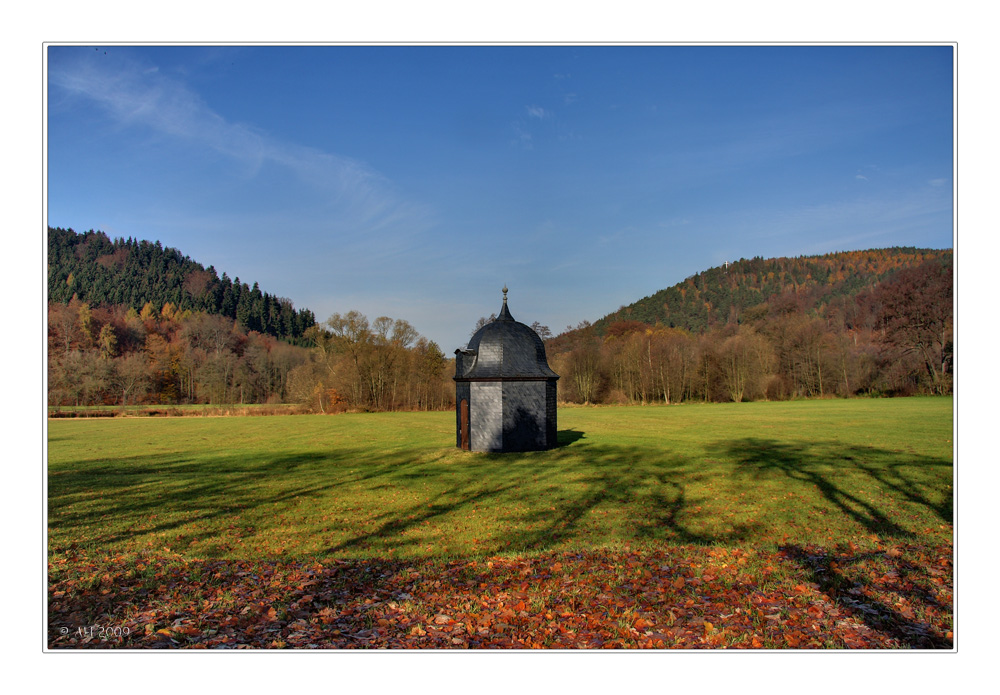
[{"xmin": 457, "ymin": 298, "xmax": 559, "ymax": 380}]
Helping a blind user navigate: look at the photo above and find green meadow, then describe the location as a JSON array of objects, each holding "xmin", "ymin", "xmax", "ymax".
[{"xmin": 48, "ymin": 398, "xmax": 953, "ymax": 561}]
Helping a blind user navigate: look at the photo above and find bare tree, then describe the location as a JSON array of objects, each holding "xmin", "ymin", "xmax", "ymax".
[
  {"xmin": 111, "ymin": 353, "xmax": 151, "ymax": 407},
  {"xmin": 530, "ymin": 321, "xmax": 553, "ymax": 341},
  {"xmin": 569, "ymin": 340, "xmax": 602, "ymax": 404},
  {"xmin": 875, "ymin": 259, "xmax": 953, "ymax": 394},
  {"xmin": 719, "ymin": 326, "xmax": 774, "ymax": 402},
  {"xmin": 471, "ymin": 314, "xmax": 496, "ymax": 336}
]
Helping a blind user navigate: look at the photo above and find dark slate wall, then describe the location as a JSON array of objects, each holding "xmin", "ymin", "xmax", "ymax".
[
  {"xmin": 458, "ymin": 377, "xmax": 558, "ymax": 452},
  {"xmin": 545, "ymin": 381, "xmax": 558, "ymax": 448},
  {"xmin": 501, "ymin": 381, "xmax": 548, "ymax": 452}
]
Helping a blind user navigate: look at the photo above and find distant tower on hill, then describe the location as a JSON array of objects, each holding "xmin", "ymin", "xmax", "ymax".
[{"xmin": 453, "ymin": 287, "xmax": 559, "ymax": 452}]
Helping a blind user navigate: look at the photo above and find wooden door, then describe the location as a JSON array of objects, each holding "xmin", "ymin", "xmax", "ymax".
[{"xmin": 460, "ymin": 399, "xmax": 470, "ymax": 450}]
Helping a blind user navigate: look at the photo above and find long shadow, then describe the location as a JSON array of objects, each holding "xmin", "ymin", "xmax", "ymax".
[
  {"xmin": 50, "ymin": 433, "xmax": 953, "ymax": 561},
  {"xmin": 325, "ymin": 482, "xmax": 519, "ymax": 554},
  {"xmin": 697, "ymin": 435, "xmax": 953, "ymax": 647},
  {"xmin": 47, "ymin": 447, "xmax": 435, "ymax": 553},
  {"xmin": 849, "ymin": 454, "xmax": 953, "ymax": 524},
  {"xmin": 48, "ymin": 424, "xmax": 956, "ymax": 650},
  {"xmin": 497, "ymin": 441, "xmax": 763, "ymax": 552},
  {"xmin": 782, "ymin": 544, "xmax": 952, "ymax": 649},
  {"xmin": 641, "ymin": 470, "xmax": 762, "ymax": 544},
  {"xmin": 708, "ymin": 438, "xmax": 952, "ymax": 539}
]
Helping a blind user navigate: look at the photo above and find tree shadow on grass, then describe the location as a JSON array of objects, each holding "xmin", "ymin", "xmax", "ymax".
[
  {"xmin": 703, "ymin": 436, "xmax": 953, "ymax": 648},
  {"xmin": 48, "ymin": 427, "xmax": 956, "ymax": 649},
  {"xmin": 325, "ymin": 482, "xmax": 520, "ymax": 555},
  {"xmin": 495, "ymin": 443, "xmax": 762, "ymax": 553},
  {"xmin": 47, "ymin": 448, "xmax": 436, "ymax": 554},
  {"xmin": 780, "ymin": 544, "xmax": 953, "ymax": 649},
  {"xmin": 49, "ymin": 433, "xmax": 952, "ymax": 562},
  {"xmin": 707, "ymin": 437, "xmax": 952, "ymax": 539}
]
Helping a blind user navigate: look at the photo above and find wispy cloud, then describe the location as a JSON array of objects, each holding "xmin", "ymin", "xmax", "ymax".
[
  {"xmin": 48, "ymin": 52, "xmax": 429, "ymax": 234},
  {"xmin": 510, "ymin": 122, "xmax": 533, "ymax": 149},
  {"xmin": 855, "ymin": 164, "xmax": 880, "ymax": 182},
  {"xmin": 526, "ymin": 104, "xmax": 551, "ymax": 119},
  {"xmin": 510, "ymin": 105, "xmax": 557, "ymax": 148}
]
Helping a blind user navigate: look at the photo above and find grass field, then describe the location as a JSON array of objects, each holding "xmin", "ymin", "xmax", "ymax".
[{"xmin": 47, "ymin": 398, "xmax": 954, "ymax": 649}]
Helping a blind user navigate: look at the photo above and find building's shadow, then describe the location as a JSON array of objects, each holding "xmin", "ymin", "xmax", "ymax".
[{"xmin": 557, "ymin": 429, "xmax": 585, "ymax": 447}]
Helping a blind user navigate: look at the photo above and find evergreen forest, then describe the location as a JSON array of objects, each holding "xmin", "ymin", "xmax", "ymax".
[{"xmin": 48, "ymin": 227, "xmax": 316, "ymax": 343}]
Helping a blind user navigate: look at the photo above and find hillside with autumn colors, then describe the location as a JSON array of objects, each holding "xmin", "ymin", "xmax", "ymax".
[
  {"xmin": 591, "ymin": 248, "xmax": 951, "ymax": 334},
  {"xmin": 48, "ymin": 227, "xmax": 952, "ymax": 409},
  {"xmin": 547, "ymin": 248, "xmax": 952, "ymax": 403},
  {"xmin": 47, "ymin": 227, "xmax": 452, "ymax": 411}
]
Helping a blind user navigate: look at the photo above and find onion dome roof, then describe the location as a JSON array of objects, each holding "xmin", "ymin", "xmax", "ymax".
[{"xmin": 457, "ymin": 287, "xmax": 559, "ymax": 380}]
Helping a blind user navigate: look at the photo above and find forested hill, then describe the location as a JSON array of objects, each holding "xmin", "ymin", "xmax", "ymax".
[
  {"xmin": 48, "ymin": 227, "xmax": 316, "ymax": 343},
  {"xmin": 591, "ymin": 247, "xmax": 952, "ymax": 335}
]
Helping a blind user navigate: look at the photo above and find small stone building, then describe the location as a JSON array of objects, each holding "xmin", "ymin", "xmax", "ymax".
[{"xmin": 454, "ymin": 288, "xmax": 559, "ymax": 452}]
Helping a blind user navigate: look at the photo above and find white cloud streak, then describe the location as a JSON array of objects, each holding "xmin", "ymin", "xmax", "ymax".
[{"xmin": 48, "ymin": 53, "xmax": 430, "ymax": 234}]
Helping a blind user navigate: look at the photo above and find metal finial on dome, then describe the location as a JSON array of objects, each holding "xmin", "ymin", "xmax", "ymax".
[{"xmin": 498, "ymin": 284, "xmax": 513, "ymax": 321}]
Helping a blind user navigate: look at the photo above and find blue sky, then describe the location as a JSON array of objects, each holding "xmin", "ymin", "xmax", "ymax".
[{"xmin": 46, "ymin": 45, "xmax": 953, "ymax": 351}]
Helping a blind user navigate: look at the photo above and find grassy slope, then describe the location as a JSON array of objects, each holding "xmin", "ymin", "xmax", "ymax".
[{"xmin": 48, "ymin": 398, "xmax": 953, "ymax": 561}]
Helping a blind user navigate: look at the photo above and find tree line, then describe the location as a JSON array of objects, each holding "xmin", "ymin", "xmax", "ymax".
[
  {"xmin": 47, "ymin": 300, "xmax": 454, "ymax": 412},
  {"xmin": 47, "ymin": 226, "xmax": 952, "ymax": 411},
  {"xmin": 47, "ymin": 227, "xmax": 454, "ymax": 412},
  {"xmin": 547, "ymin": 256, "xmax": 952, "ymax": 403}
]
